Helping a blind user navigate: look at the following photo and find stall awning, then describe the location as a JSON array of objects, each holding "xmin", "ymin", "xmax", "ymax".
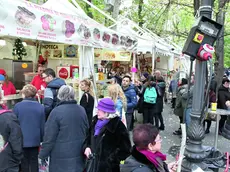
[
  {"xmin": 116, "ymin": 18, "xmax": 176, "ymax": 56},
  {"xmin": 0, "ymin": 0, "xmax": 137, "ymax": 51}
]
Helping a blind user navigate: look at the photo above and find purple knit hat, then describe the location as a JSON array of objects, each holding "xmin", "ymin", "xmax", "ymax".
[{"xmin": 97, "ymin": 98, "xmax": 116, "ymax": 113}]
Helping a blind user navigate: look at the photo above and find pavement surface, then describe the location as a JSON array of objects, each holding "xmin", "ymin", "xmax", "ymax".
[{"xmin": 133, "ymin": 102, "xmax": 230, "ymax": 171}]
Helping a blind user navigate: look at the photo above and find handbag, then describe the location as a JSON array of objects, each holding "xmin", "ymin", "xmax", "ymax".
[
  {"xmin": 39, "ymin": 159, "xmax": 49, "ymax": 172},
  {"xmin": 85, "ymin": 154, "xmax": 96, "ymax": 172},
  {"xmin": 205, "ymin": 111, "xmax": 217, "ymax": 121}
]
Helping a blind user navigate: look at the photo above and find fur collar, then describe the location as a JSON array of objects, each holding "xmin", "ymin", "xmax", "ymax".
[{"xmin": 92, "ymin": 116, "xmax": 120, "ymax": 133}]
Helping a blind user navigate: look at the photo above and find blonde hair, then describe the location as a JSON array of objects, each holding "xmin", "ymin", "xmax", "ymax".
[
  {"xmin": 21, "ymin": 84, "xmax": 37, "ymax": 98},
  {"xmin": 108, "ymin": 84, "xmax": 127, "ymax": 111},
  {"xmin": 81, "ymin": 78, "xmax": 94, "ymax": 96}
]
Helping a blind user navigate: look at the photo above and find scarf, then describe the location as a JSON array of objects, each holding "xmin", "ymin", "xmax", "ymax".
[
  {"xmin": 94, "ymin": 119, "xmax": 109, "ymax": 136},
  {"xmin": 0, "ymin": 104, "xmax": 7, "ymax": 110},
  {"xmin": 137, "ymin": 148, "xmax": 166, "ymax": 168}
]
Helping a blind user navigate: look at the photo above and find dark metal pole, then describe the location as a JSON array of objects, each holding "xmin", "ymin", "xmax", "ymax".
[{"xmin": 181, "ymin": 0, "xmax": 212, "ymax": 171}]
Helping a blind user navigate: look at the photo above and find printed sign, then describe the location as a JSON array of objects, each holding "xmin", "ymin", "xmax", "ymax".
[
  {"xmin": 94, "ymin": 49, "xmax": 131, "ymax": 61},
  {"xmin": 57, "ymin": 66, "xmax": 70, "ymax": 79},
  {"xmin": 0, "ymin": 0, "xmax": 137, "ymax": 51}
]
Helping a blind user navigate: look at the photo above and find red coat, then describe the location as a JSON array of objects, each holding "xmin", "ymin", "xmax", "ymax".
[
  {"xmin": 2, "ymin": 81, "xmax": 16, "ymax": 96},
  {"xmin": 31, "ymin": 75, "xmax": 47, "ymax": 91}
]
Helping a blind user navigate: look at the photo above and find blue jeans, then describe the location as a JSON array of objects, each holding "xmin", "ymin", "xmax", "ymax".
[{"xmin": 185, "ymin": 108, "xmax": 192, "ymax": 126}]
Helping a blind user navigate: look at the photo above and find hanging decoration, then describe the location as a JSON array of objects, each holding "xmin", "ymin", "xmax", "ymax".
[
  {"xmin": 38, "ymin": 53, "xmax": 48, "ymax": 65},
  {"xmin": 12, "ymin": 38, "xmax": 27, "ymax": 60}
]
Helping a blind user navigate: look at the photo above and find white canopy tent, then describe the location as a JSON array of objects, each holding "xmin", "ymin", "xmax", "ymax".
[
  {"xmin": 42, "ymin": 0, "xmax": 95, "ymax": 82},
  {"xmin": 115, "ymin": 18, "xmax": 180, "ymax": 72}
]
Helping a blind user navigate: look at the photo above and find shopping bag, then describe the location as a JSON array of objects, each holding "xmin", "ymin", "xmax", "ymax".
[
  {"xmin": 39, "ymin": 159, "xmax": 49, "ymax": 172},
  {"xmin": 121, "ymin": 108, "xmax": 127, "ymax": 128}
]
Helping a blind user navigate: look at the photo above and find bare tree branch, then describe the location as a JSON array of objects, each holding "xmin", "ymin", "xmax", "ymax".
[{"xmin": 158, "ymin": 1, "xmax": 193, "ymax": 8}]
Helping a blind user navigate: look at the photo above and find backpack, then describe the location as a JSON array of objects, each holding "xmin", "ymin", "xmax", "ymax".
[
  {"xmin": 0, "ymin": 109, "xmax": 11, "ymax": 153},
  {"xmin": 144, "ymin": 87, "xmax": 157, "ymax": 104}
]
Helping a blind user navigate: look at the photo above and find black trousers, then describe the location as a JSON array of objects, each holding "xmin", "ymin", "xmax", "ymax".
[
  {"xmin": 125, "ymin": 113, "xmax": 134, "ymax": 131},
  {"xmin": 21, "ymin": 147, "xmax": 39, "ymax": 172},
  {"xmin": 171, "ymin": 98, "xmax": 176, "ymax": 108},
  {"xmin": 156, "ymin": 113, "xmax": 164, "ymax": 128},
  {"xmin": 143, "ymin": 108, "xmax": 155, "ymax": 124},
  {"xmin": 203, "ymin": 120, "xmax": 212, "ymax": 130},
  {"xmin": 219, "ymin": 115, "xmax": 227, "ymax": 132}
]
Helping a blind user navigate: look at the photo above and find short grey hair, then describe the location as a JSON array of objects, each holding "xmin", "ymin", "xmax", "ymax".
[{"xmin": 58, "ymin": 85, "xmax": 75, "ymax": 101}]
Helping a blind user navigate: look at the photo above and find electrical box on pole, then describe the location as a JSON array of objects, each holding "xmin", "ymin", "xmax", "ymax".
[{"xmin": 182, "ymin": 16, "xmax": 222, "ymax": 60}]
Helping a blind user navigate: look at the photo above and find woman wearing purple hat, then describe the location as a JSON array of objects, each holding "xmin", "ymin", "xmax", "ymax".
[{"xmin": 83, "ymin": 98, "xmax": 131, "ymax": 172}]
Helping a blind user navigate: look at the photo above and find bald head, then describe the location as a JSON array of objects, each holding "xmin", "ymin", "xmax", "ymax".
[{"xmin": 155, "ymin": 70, "xmax": 161, "ymax": 77}]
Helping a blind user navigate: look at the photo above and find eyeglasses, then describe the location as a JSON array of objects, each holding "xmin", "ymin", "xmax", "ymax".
[
  {"xmin": 155, "ymin": 136, "xmax": 162, "ymax": 143},
  {"xmin": 42, "ymin": 75, "xmax": 48, "ymax": 79}
]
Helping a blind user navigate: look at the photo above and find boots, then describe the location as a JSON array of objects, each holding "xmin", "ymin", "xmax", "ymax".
[{"xmin": 173, "ymin": 128, "xmax": 182, "ymax": 135}]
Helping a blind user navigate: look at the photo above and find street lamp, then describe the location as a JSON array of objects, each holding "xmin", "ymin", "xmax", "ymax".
[{"xmin": 181, "ymin": 4, "xmax": 222, "ymax": 171}]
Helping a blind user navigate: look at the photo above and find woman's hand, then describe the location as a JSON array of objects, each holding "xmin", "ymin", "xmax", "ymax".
[
  {"xmin": 168, "ymin": 162, "xmax": 178, "ymax": 172},
  {"xmin": 84, "ymin": 147, "xmax": 92, "ymax": 158},
  {"xmin": 225, "ymin": 100, "xmax": 230, "ymax": 108}
]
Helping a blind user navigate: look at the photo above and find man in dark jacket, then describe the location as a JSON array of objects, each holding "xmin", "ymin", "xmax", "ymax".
[
  {"xmin": 42, "ymin": 68, "xmax": 66, "ymax": 118},
  {"xmin": 122, "ymin": 75, "xmax": 137, "ymax": 131},
  {"xmin": 218, "ymin": 78, "xmax": 230, "ymax": 134},
  {"xmin": 0, "ymin": 107, "xmax": 23, "ymax": 172}
]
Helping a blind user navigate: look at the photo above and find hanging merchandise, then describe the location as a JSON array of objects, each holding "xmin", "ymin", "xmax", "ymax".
[
  {"xmin": 12, "ymin": 38, "xmax": 27, "ymax": 60},
  {"xmin": 38, "ymin": 53, "xmax": 48, "ymax": 65}
]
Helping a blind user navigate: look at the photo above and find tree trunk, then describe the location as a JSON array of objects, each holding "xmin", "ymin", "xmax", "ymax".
[
  {"xmin": 138, "ymin": 0, "xmax": 144, "ymax": 27},
  {"xmin": 215, "ymin": 2, "xmax": 226, "ymax": 91},
  {"xmin": 86, "ymin": 0, "xmax": 93, "ymax": 18},
  {"xmin": 193, "ymin": 0, "xmax": 200, "ymax": 16},
  {"xmin": 112, "ymin": 0, "xmax": 121, "ymax": 21}
]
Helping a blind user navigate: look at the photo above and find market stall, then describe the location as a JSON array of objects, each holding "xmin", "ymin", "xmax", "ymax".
[
  {"xmin": 115, "ymin": 18, "xmax": 181, "ymax": 77},
  {"xmin": 0, "ymin": 0, "xmax": 137, "ymax": 106}
]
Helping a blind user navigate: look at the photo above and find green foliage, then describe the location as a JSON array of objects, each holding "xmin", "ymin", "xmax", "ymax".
[
  {"xmin": 126, "ymin": 0, "xmax": 230, "ymax": 67},
  {"xmin": 75, "ymin": 0, "xmax": 113, "ymax": 26},
  {"xmin": 224, "ymin": 36, "xmax": 230, "ymax": 67}
]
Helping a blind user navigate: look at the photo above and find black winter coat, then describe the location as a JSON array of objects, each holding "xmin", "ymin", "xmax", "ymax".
[
  {"xmin": 0, "ymin": 109, "xmax": 23, "ymax": 172},
  {"xmin": 217, "ymin": 85, "xmax": 230, "ymax": 109},
  {"xmin": 120, "ymin": 146, "xmax": 169, "ymax": 172},
  {"xmin": 39, "ymin": 100, "xmax": 89, "ymax": 172},
  {"xmin": 153, "ymin": 77, "xmax": 166, "ymax": 114},
  {"xmin": 80, "ymin": 92, "xmax": 94, "ymax": 126},
  {"xmin": 83, "ymin": 116, "xmax": 131, "ymax": 172}
]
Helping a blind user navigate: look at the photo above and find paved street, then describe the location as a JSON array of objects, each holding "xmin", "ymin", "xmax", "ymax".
[
  {"xmin": 159, "ymin": 103, "xmax": 230, "ymax": 162},
  {"xmin": 134, "ymin": 102, "xmax": 230, "ymax": 171}
]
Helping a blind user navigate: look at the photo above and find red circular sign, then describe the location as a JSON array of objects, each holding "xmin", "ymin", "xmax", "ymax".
[{"xmin": 58, "ymin": 68, "xmax": 68, "ymax": 79}]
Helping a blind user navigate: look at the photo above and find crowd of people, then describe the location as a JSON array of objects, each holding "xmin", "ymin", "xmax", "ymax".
[
  {"xmin": 169, "ymin": 73, "xmax": 230, "ymax": 135},
  {"xmin": 1, "ymin": 64, "xmax": 229, "ymax": 172},
  {"xmin": 0, "ymin": 65, "xmax": 180, "ymax": 172}
]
